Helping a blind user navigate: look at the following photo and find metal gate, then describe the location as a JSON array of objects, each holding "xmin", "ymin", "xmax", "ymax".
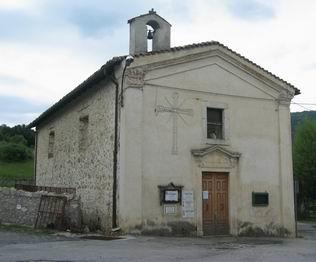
[{"xmin": 35, "ymin": 195, "xmax": 67, "ymax": 230}]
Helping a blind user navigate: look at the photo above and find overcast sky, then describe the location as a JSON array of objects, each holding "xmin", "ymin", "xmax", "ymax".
[{"xmin": 0, "ymin": 0, "xmax": 315, "ymax": 126}]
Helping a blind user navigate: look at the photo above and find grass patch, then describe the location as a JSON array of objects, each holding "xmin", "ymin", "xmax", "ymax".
[
  {"xmin": 0, "ymin": 160, "xmax": 34, "ymax": 187},
  {"xmin": 0, "ymin": 160, "xmax": 34, "ymax": 180}
]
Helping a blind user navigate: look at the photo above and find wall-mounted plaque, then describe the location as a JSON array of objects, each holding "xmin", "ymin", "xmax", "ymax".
[
  {"xmin": 182, "ymin": 191, "xmax": 194, "ymax": 218},
  {"xmin": 165, "ymin": 190, "xmax": 179, "ymax": 202},
  {"xmin": 202, "ymin": 191, "xmax": 209, "ymax": 200},
  {"xmin": 164, "ymin": 205, "xmax": 176, "ymax": 215},
  {"xmin": 158, "ymin": 183, "xmax": 183, "ymax": 205},
  {"xmin": 252, "ymin": 192, "xmax": 269, "ymax": 207}
]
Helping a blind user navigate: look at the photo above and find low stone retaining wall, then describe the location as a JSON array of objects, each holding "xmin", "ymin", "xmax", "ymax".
[{"xmin": 0, "ymin": 187, "xmax": 82, "ymax": 231}]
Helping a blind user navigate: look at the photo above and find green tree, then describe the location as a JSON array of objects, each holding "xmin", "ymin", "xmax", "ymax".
[
  {"xmin": 0, "ymin": 124, "xmax": 34, "ymax": 147},
  {"xmin": 8, "ymin": 134, "xmax": 28, "ymax": 146},
  {"xmin": 293, "ymin": 118, "xmax": 316, "ymax": 217},
  {"xmin": 0, "ymin": 142, "xmax": 32, "ymax": 162}
]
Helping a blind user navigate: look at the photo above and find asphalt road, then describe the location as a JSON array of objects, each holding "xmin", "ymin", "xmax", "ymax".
[{"xmin": 0, "ymin": 223, "xmax": 315, "ymax": 262}]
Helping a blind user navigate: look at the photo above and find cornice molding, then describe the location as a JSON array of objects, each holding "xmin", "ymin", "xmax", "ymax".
[{"xmin": 191, "ymin": 144, "xmax": 241, "ymax": 159}]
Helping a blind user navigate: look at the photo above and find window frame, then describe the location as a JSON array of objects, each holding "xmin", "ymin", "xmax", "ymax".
[
  {"xmin": 206, "ymin": 108, "xmax": 224, "ymax": 140},
  {"xmin": 48, "ymin": 130, "xmax": 55, "ymax": 159},
  {"xmin": 78, "ymin": 115, "xmax": 89, "ymax": 152},
  {"xmin": 202, "ymin": 102, "xmax": 230, "ymax": 145}
]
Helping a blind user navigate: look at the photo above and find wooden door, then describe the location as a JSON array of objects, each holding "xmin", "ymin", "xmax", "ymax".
[{"xmin": 202, "ymin": 172, "xmax": 229, "ymax": 235}]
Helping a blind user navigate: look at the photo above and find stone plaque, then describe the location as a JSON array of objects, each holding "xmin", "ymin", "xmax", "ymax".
[{"xmin": 125, "ymin": 68, "xmax": 145, "ymax": 87}]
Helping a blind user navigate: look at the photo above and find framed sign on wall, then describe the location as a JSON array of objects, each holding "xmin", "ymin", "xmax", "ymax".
[
  {"xmin": 158, "ymin": 183, "xmax": 183, "ymax": 205},
  {"xmin": 252, "ymin": 192, "xmax": 269, "ymax": 207}
]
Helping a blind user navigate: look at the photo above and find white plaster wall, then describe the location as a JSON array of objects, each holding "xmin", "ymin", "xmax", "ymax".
[
  {"xmin": 36, "ymin": 80, "xmax": 116, "ymax": 232},
  {"xmin": 119, "ymin": 50, "xmax": 295, "ymax": 236}
]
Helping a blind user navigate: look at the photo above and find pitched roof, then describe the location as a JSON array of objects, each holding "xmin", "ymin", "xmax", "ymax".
[
  {"xmin": 28, "ymin": 56, "xmax": 124, "ymax": 128},
  {"xmin": 134, "ymin": 41, "xmax": 300, "ymax": 95},
  {"xmin": 127, "ymin": 9, "xmax": 172, "ymax": 26},
  {"xmin": 28, "ymin": 41, "xmax": 300, "ymax": 128}
]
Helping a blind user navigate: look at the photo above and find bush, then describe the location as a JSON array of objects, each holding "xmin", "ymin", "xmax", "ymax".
[
  {"xmin": 8, "ymin": 135, "xmax": 28, "ymax": 146},
  {"xmin": 0, "ymin": 142, "xmax": 33, "ymax": 162}
]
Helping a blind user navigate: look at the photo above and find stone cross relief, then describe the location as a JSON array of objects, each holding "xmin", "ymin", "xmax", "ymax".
[{"xmin": 155, "ymin": 92, "xmax": 193, "ymax": 155}]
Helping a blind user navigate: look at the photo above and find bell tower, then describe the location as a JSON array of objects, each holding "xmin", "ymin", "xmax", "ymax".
[{"xmin": 128, "ymin": 9, "xmax": 171, "ymax": 54}]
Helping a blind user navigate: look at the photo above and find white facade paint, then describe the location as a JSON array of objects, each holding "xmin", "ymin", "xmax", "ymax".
[{"xmin": 118, "ymin": 46, "xmax": 295, "ymax": 236}]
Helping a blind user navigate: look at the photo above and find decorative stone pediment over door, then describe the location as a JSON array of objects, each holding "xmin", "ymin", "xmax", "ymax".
[{"xmin": 191, "ymin": 145, "xmax": 241, "ymax": 169}]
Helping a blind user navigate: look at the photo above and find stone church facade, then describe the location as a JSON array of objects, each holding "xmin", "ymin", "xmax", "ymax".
[{"xmin": 29, "ymin": 10, "xmax": 299, "ymax": 236}]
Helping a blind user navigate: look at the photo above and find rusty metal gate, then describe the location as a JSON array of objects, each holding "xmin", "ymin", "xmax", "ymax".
[{"xmin": 35, "ymin": 195, "xmax": 67, "ymax": 230}]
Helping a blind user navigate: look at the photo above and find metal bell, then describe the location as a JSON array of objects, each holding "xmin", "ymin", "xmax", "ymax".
[{"xmin": 147, "ymin": 30, "xmax": 154, "ymax": 40}]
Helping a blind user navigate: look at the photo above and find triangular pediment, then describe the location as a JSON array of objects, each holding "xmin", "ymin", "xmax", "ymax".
[
  {"xmin": 134, "ymin": 42, "xmax": 299, "ymax": 97},
  {"xmin": 191, "ymin": 145, "xmax": 240, "ymax": 169},
  {"xmin": 146, "ymin": 60, "xmax": 278, "ymax": 100},
  {"xmin": 191, "ymin": 145, "xmax": 241, "ymax": 158}
]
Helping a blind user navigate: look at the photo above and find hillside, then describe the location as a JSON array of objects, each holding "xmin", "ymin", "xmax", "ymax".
[{"xmin": 291, "ymin": 111, "xmax": 316, "ymax": 137}]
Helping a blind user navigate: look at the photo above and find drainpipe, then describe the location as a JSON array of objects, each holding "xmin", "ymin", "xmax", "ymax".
[
  {"xmin": 110, "ymin": 73, "xmax": 119, "ymax": 229},
  {"xmin": 33, "ymin": 129, "xmax": 38, "ymax": 185},
  {"xmin": 120, "ymin": 55, "xmax": 134, "ymax": 107},
  {"xmin": 109, "ymin": 56, "xmax": 134, "ymax": 230}
]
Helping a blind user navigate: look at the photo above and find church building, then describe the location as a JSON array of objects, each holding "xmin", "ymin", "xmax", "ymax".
[{"xmin": 29, "ymin": 10, "xmax": 299, "ymax": 236}]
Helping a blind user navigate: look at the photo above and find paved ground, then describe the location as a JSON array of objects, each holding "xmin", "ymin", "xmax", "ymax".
[{"xmin": 0, "ymin": 223, "xmax": 315, "ymax": 262}]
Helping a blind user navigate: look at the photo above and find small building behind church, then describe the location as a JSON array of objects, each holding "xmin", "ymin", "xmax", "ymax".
[{"xmin": 29, "ymin": 10, "xmax": 299, "ymax": 236}]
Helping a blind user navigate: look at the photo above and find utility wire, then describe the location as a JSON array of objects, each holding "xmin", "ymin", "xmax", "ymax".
[
  {"xmin": 291, "ymin": 102, "xmax": 316, "ymax": 106},
  {"xmin": 291, "ymin": 102, "xmax": 315, "ymax": 111}
]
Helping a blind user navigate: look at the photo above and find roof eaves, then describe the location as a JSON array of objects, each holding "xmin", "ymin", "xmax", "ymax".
[{"xmin": 28, "ymin": 56, "xmax": 125, "ymax": 128}]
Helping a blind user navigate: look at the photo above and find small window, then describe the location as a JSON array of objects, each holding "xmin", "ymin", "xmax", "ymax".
[
  {"xmin": 79, "ymin": 115, "xmax": 89, "ymax": 152},
  {"xmin": 252, "ymin": 192, "xmax": 269, "ymax": 207},
  {"xmin": 48, "ymin": 131, "xmax": 55, "ymax": 158},
  {"xmin": 207, "ymin": 108, "xmax": 223, "ymax": 139}
]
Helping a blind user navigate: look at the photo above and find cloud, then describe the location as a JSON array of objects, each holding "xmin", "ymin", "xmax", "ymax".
[
  {"xmin": 0, "ymin": 95, "xmax": 48, "ymax": 126},
  {"xmin": 226, "ymin": 0, "xmax": 276, "ymax": 20},
  {"xmin": 0, "ymin": 0, "xmax": 316, "ymax": 125},
  {"xmin": 0, "ymin": 0, "xmax": 35, "ymax": 10},
  {"xmin": 0, "ymin": 74, "xmax": 26, "ymax": 86},
  {"xmin": 0, "ymin": 95, "xmax": 47, "ymax": 113},
  {"xmin": 0, "ymin": 112, "xmax": 39, "ymax": 127}
]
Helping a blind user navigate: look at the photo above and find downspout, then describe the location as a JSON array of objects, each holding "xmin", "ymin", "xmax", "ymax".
[
  {"xmin": 120, "ymin": 55, "xmax": 134, "ymax": 107},
  {"xmin": 33, "ymin": 129, "xmax": 38, "ymax": 185},
  {"xmin": 109, "ymin": 56, "xmax": 134, "ymax": 230},
  {"xmin": 110, "ymin": 73, "xmax": 119, "ymax": 229}
]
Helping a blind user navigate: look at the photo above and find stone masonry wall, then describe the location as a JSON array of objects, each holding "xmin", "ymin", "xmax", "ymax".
[
  {"xmin": 0, "ymin": 187, "xmax": 81, "ymax": 229},
  {"xmin": 36, "ymin": 79, "xmax": 116, "ymax": 232},
  {"xmin": 0, "ymin": 187, "xmax": 41, "ymax": 226}
]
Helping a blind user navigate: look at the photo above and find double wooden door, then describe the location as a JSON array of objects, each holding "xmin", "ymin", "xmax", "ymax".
[{"xmin": 202, "ymin": 172, "xmax": 229, "ymax": 235}]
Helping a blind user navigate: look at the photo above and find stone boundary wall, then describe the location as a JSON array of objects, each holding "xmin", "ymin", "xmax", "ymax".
[{"xmin": 0, "ymin": 187, "xmax": 82, "ymax": 231}]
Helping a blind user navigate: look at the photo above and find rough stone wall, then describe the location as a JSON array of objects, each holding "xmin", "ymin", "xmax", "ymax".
[
  {"xmin": 0, "ymin": 187, "xmax": 41, "ymax": 226},
  {"xmin": 36, "ymin": 80, "xmax": 116, "ymax": 232},
  {"xmin": 0, "ymin": 187, "xmax": 81, "ymax": 229}
]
